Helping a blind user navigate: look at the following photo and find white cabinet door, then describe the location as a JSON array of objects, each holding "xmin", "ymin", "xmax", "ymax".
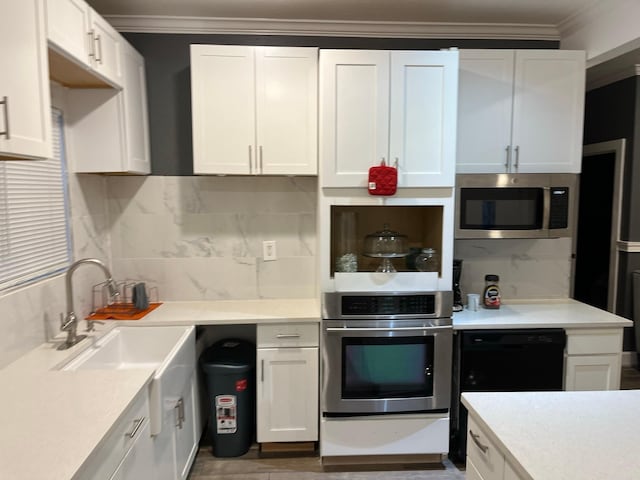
[
  {"xmin": 256, "ymin": 47, "xmax": 318, "ymax": 175},
  {"xmin": 320, "ymin": 49, "xmax": 390, "ymax": 187},
  {"xmin": 456, "ymin": 50, "xmax": 514, "ymax": 174},
  {"xmin": 174, "ymin": 373, "xmax": 200, "ymax": 480},
  {"xmin": 456, "ymin": 49, "xmax": 585, "ymax": 174},
  {"xmin": 257, "ymin": 347, "xmax": 318, "ymax": 443},
  {"xmin": 0, "ymin": 0, "xmax": 51, "ymax": 160},
  {"xmin": 389, "ymin": 50, "xmax": 457, "ymax": 187},
  {"xmin": 191, "ymin": 45, "xmax": 255, "ymax": 174},
  {"xmin": 120, "ymin": 42, "xmax": 151, "ymax": 174},
  {"xmin": 88, "ymin": 7, "xmax": 123, "ymax": 88},
  {"xmin": 191, "ymin": 45, "xmax": 318, "ymax": 175},
  {"xmin": 320, "ymin": 49, "xmax": 457, "ymax": 188},
  {"xmin": 511, "ymin": 50, "xmax": 585, "ymax": 174},
  {"xmin": 45, "ymin": 0, "xmax": 92, "ymax": 68},
  {"xmin": 109, "ymin": 418, "xmax": 155, "ymax": 480},
  {"xmin": 565, "ymin": 354, "xmax": 621, "ymax": 391}
]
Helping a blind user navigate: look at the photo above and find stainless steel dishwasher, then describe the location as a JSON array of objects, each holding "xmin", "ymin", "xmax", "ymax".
[{"xmin": 449, "ymin": 328, "xmax": 566, "ymax": 462}]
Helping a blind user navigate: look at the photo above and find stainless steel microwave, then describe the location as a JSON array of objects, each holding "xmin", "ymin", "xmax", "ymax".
[{"xmin": 455, "ymin": 173, "xmax": 578, "ymax": 239}]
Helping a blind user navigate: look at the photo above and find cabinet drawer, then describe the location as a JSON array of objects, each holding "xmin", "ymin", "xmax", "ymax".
[
  {"xmin": 566, "ymin": 329, "xmax": 622, "ymax": 355},
  {"xmin": 467, "ymin": 415, "xmax": 504, "ymax": 480},
  {"xmin": 257, "ymin": 323, "xmax": 318, "ymax": 347}
]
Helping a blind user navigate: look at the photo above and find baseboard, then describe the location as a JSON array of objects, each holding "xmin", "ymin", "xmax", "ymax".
[{"xmin": 622, "ymin": 351, "xmax": 637, "ymax": 367}]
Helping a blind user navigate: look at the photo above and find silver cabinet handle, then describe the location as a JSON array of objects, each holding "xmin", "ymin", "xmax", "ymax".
[
  {"xmin": 326, "ymin": 326, "xmax": 451, "ymax": 333},
  {"xmin": 276, "ymin": 334, "xmax": 300, "ymax": 339},
  {"xmin": 94, "ymin": 34, "xmax": 103, "ymax": 64},
  {"xmin": 505, "ymin": 145, "xmax": 511, "ymax": 171},
  {"xmin": 125, "ymin": 417, "xmax": 145, "ymax": 438},
  {"xmin": 469, "ymin": 430, "xmax": 489, "ymax": 454},
  {"xmin": 514, "ymin": 145, "xmax": 520, "ymax": 170},
  {"xmin": 0, "ymin": 96, "xmax": 9, "ymax": 139},
  {"xmin": 175, "ymin": 398, "xmax": 185, "ymax": 429},
  {"xmin": 87, "ymin": 30, "xmax": 96, "ymax": 60},
  {"xmin": 393, "ymin": 157, "xmax": 399, "ymax": 169},
  {"xmin": 248, "ymin": 145, "xmax": 253, "ymax": 173},
  {"xmin": 261, "ymin": 359, "xmax": 264, "ymax": 382},
  {"xmin": 259, "ymin": 145, "xmax": 263, "ymax": 173}
]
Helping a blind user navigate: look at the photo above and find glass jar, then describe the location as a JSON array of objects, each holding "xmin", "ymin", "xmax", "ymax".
[
  {"xmin": 415, "ymin": 248, "xmax": 439, "ymax": 272},
  {"xmin": 483, "ymin": 274, "xmax": 501, "ymax": 309},
  {"xmin": 335, "ymin": 211, "xmax": 358, "ymax": 272}
]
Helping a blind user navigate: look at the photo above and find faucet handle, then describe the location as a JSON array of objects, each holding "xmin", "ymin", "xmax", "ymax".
[
  {"xmin": 86, "ymin": 319, "xmax": 105, "ymax": 332},
  {"xmin": 60, "ymin": 312, "xmax": 76, "ymax": 332}
]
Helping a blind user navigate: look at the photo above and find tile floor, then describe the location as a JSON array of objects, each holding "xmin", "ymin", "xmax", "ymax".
[{"xmin": 188, "ymin": 366, "xmax": 640, "ymax": 480}]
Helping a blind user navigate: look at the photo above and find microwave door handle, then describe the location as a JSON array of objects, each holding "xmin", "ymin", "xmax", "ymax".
[{"xmin": 542, "ymin": 186, "xmax": 551, "ymax": 232}]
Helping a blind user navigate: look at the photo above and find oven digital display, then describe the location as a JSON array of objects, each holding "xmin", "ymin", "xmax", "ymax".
[{"xmin": 341, "ymin": 295, "xmax": 435, "ymax": 315}]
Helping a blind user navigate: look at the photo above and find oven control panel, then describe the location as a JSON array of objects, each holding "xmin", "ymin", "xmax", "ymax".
[{"xmin": 341, "ymin": 294, "xmax": 435, "ymax": 316}]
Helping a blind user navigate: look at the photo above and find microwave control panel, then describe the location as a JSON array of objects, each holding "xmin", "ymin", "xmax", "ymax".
[{"xmin": 549, "ymin": 187, "xmax": 570, "ymax": 229}]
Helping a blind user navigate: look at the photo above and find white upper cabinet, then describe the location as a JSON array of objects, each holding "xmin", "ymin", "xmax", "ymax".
[
  {"xmin": 320, "ymin": 49, "xmax": 458, "ymax": 188},
  {"xmin": 45, "ymin": 0, "xmax": 123, "ymax": 88},
  {"xmin": 191, "ymin": 45, "xmax": 318, "ymax": 175},
  {"xmin": 457, "ymin": 49, "xmax": 585, "ymax": 174},
  {"xmin": 67, "ymin": 42, "xmax": 150, "ymax": 174},
  {"xmin": 0, "ymin": 0, "xmax": 52, "ymax": 160}
]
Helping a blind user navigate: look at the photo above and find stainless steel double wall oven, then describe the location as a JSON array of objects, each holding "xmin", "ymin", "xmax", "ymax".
[{"xmin": 321, "ymin": 291, "xmax": 453, "ymax": 416}]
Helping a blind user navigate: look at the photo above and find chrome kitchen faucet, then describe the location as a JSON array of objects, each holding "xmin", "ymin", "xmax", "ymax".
[{"xmin": 58, "ymin": 258, "xmax": 119, "ymax": 350}]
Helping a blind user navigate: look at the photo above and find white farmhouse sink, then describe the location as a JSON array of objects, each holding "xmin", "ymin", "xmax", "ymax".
[{"xmin": 63, "ymin": 325, "xmax": 196, "ymax": 435}]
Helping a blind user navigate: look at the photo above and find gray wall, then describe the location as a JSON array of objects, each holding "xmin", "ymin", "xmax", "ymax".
[
  {"xmin": 584, "ymin": 76, "xmax": 640, "ymax": 351},
  {"xmin": 123, "ymin": 33, "xmax": 557, "ymax": 176}
]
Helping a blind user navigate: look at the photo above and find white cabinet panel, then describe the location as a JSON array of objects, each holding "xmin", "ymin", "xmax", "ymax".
[
  {"xmin": 320, "ymin": 50, "xmax": 390, "ymax": 187},
  {"xmin": 456, "ymin": 50, "xmax": 514, "ymax": 174},
  {"xmin": 88, "ymin": 7, "xmax": 123, "ymax": 87},
  {"xmin": 565, "ymin": 354, "xmax": 621, "ymax": 391},
  {"xmin": 0, "ymin": 0, "xmax": 51, "ymax": 160},
  {"xmin": 45, "ymin": 0, "xmax": 92, "ymax": 68},
  {"xmin": 457, "ymin": 49, "xmax": 585, "ymax": 174},
  {"xmin": 257, "ymin": 347, "xmax": 318, "ymax": 443},
  {"xmin": 109, "ymin": 418, "xmax": 155, "ymax": 480},
  {"xmin": 191, "ymin": 45, "xmax": 318, "ymax": 175},
  {"xmin": 512, "ymin": 50, "xmax": 585, "ymax": 173},
  {"xmin": 320, "ymin": 49, "xmax": 457, "ymax": 188}
]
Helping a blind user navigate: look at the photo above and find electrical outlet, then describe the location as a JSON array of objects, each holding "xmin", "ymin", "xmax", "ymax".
[{"xmin": 263, "ymin": 240, "xmax": 277, "ymax": 261}]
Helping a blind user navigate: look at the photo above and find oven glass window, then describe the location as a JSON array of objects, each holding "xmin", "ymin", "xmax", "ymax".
[
  {"xmin": 460, "ymin": 188, "xmax": 543, "ymax": 230},
  {"xmin": 342, "ymin": 336, "xmax": 434, "ymax": 399}
]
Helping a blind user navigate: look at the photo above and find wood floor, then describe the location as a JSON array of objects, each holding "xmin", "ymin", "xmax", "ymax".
[{"xmin": 188, "ymin": 366, "xmax": 640, "ymax": 480}]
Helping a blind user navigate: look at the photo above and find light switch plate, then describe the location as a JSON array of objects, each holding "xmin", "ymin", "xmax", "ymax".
[{"xmin": 263, "ymin": 240, "xmax": 277, "ymax": 261}]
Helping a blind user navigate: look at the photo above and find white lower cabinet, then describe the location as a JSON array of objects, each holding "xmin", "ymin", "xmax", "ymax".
[
  {"xmin": 109, "ymin": 417, "xmax": 154, "ymax": 480},
  {"xmin": 79, "ymin": 388, "xmax": 155, "ymax": 480},
  {"xmin": 466, "ymin": 414, "xmax": 524, "ymax": 480},
  {"xmin": 153, "ymin": 371, "xmax": 200, "ymax": 480},
  {"xmin": 564, "ymin": 329, "xmax": 623, "ymax": 391},
  {"xmin": 256, "ymin": 323, "xmax": 319, "ymax": 443}
]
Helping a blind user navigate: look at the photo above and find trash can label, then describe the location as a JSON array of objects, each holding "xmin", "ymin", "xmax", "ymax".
[
  {"xmin": 215, "ymin": 395, "xmax": 237, "ymax": 434},
  {"xmin": 235, "ymin": 378, "xmax": 247, "ymax": 391}
]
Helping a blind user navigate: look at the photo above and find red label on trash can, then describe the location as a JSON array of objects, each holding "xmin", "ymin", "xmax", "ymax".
[{"xmin": 235, "ymin": 378, "xmax": 247, "ymax": 392}]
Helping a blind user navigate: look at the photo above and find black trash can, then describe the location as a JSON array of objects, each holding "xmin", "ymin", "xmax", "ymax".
[{"xmin": 200, "ymin": 339, "xmax": 256, "ymax": 457}]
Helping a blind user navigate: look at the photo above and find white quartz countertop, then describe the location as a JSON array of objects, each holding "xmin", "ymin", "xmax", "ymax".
[
  {"xmin": 461, "ymin": 390, "xmax": 640, "ymax": 480},
  {"xmin": 453, "ymin": 298, "xmax": 632, "ymax": 329},
  {"xmin": 122, "ymin": 298, "xmax": 320, "ymax": 326},
  {"xmin": 0, "ymin": 367, "xmax": 153, "ymax": 480}
]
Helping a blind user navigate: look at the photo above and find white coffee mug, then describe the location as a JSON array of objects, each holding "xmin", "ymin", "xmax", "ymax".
[{"xmin": 467, "ymin": 293, "xmax": 480, "ymax": 311}]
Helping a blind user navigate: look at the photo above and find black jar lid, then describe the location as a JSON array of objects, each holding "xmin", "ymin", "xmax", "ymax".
[{"xmin": 485, "ymin": 274, "xmax": 499, "ymax": 282}]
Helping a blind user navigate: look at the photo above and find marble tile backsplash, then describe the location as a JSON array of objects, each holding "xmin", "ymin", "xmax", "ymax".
[
  {"xmin": 106, "ymin": 176, "xmax": 318, "ymax": 301},
  {"xmin": 454, "ymin": 237, "xmax": 573, "ymax": 302}
]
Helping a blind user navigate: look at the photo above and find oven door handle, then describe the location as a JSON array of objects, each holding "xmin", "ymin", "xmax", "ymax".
[{"xmin": 325, "ymin": 326, "xmax": 451, "ymax": 333}]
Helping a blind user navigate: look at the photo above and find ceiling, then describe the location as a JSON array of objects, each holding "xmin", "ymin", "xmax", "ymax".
[{"xmin": 86, "ymin": 0, "xmax": 595, "ymax": 27}]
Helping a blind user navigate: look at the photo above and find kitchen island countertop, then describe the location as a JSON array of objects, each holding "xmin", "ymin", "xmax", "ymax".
[
  {"xmin": 453, "ymin": 298, "xmax": 632, "ymax": 329},
  {"xmin": 462, "ymin": 390, "xmax": 640, "ymax": 480}
]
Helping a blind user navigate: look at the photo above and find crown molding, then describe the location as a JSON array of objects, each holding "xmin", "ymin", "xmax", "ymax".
[
  {"xmin": 557, "ymin": 0, "xmax": 608, "ymax": 38},
  {"xmin": 103, "ymin": 14, "xmax": 560, "ymax": 40},
  {"xmin": 618, "ymin": 241, "xmax": 640, "ymax": 253}
]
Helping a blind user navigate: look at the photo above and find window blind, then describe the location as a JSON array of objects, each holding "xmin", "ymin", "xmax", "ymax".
[{"xmin": 0, "ymin": 108, "xmax": 72, "ymax": 291}]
